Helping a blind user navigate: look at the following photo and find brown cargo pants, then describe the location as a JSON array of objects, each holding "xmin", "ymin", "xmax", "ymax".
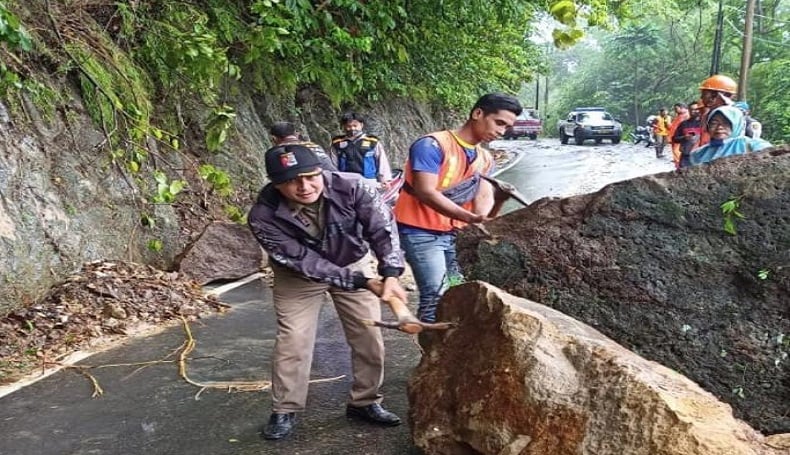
[{"xmin": 269, "ymin": 262, "xmax": 385, "ymax": 413}]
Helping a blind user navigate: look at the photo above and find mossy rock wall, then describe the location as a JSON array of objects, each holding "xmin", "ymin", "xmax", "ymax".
[{"xmin": 0, "ymin": 86, "xmax": 452, "ymax": 313}]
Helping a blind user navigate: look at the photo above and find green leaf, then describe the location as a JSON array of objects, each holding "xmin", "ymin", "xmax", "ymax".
[
  {"xmin": 140, "ymin": 213, "xmax": 156, "ymax": 228},
  {"xmin": 198, "ymin": 164, "xmax": 214, "ymax": 179},
  {"xmin": 550, "ymin": 1, "xmax": 577, "ymax": 26},
  {"xmin": 720, "ymin": 199, "xmax": 737, "ymax": 213},
  {"xmin": 169, "ymin": 180, "xmax": 186, "ymax": 195},
  {"xmin": 153, "ymin": 170, "xmax": 168, "ymax": 185},
  {"xmin": 147, "ymin": 239, "xmax": 164, "ymax": 252},
  {"xmin": 723, "ymin": 218, "xmax": 737, "ymax": 236},
  {"xmin": 757, "ymin": 269, "xmax": 770, "ymax": 280}
]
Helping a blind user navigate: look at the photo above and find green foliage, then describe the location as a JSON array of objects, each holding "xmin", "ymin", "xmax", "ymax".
[
  {"xmin": 0, "ymin": 2, "xmax": 32, "ymax": 51},
  {"xmin": 240, "ymin": 0, "xmax": 623, "ymax": 109},
  {"xmin": 65, "ymin": 35, "xmax": 166, "ymax": 185},
  {"xmin": 446, "ymin": 275, "xmax": 465, "ymax": 288},
  {"xmin": 750, "ymin": 59, "xmax": 790, "ymax": 144},
  {"xmin": 548, "ymin": 0, "xmax": 789, "ymax": 134},
  {"xmin": 757, "ymin": 269, "xmax": 770, "ymax": 280},
  {"xmin": 0, "ymin": 62, "xmax": 22, "ymax": 93},
  {"xmin": 720, "ymin": 196, "xmax": 744, "ymax": 236},
  {"xmin": 0, "ymin": 2, "xmax": 62, "ymax": 116},
  {"xmin": 205, "ymin": 106, "xmax": 236, "ymax": 152},
  {"xmin": 224, "ymin": 204, "xmax": 247, "ymax": 224},
  {"xmin": 151, "ymin": 171, "xmax": 186, "ymax": 204},
  {"xmin": 140, "ymin": 213, "xmax": 156, "ymax": 228},
  {"xmin": 198, "ymin": 164, "xmax": 233, "ymax": 196},
  {"xmin": 121, "ymin": 1, "xmax": 240, "ymax": 105},
  {"xmin": 147, "ymin": 239, "xmax": 164, "ymax": 252}
]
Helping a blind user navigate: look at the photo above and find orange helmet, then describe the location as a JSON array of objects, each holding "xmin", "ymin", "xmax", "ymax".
[{"xmin": 699, "ymin": 74, "xmax": 737, "ymax": 94}]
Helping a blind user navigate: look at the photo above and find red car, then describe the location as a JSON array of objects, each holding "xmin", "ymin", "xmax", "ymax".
[{"xmin": 503, "ymin": 108, "xmax": 542, "ymax": 140}]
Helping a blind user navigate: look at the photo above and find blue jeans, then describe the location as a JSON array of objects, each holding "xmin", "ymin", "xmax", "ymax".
[{"xmin": 400, "ymin": 232, "xmax": 462, "ymax": 323}]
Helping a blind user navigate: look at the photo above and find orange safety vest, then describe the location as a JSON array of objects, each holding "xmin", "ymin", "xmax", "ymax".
[
  {"xmin": 668, "ymin": 112, "xmax": 687, "ymax": 143},
  {"xmin": 394, "ymin": 130, "xmax": 493, "ymax": 232},
  {"xmin": 654, "ymin": 115, "xmax": 671, "ymax": 136}
]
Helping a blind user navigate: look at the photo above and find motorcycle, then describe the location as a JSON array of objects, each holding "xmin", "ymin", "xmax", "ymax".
[{"xmin": 630, "ymin": 126, "xmax": 654, "ymax": 147}]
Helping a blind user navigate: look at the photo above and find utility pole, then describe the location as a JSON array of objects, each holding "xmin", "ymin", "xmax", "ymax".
[
  {"xmin": 738, "ymin": 0, "xmax": 757, "ymax": 100},
  {"xmin": 710, "ymin": 0, "xmax": 724, "ymax": 75},
  {"xmin": 534, "ymin": 78, "xmax": 540, "ymax": 110},
  {"xmin": 543, "ymin": 74, "xmax": 549, "ymax": 119}
]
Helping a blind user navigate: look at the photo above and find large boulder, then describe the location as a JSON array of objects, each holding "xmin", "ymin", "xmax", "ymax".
[
  {"xmin": 409, "ymin": 281, "xmax": 788, "ymax": 455},
  {"xmin": 176, "ymin": 221, "xmax": 265, "ymax": 285},
  {"xmin": 457, "ymin": 146, "xmax": 790, "ymax": 434}
]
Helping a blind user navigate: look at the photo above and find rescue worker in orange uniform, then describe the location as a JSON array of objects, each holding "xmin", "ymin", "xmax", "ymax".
[
  {"xmin": 698, "ymin": 74, "xmax": 737, "ymax": 147},
  {"xmin": 653, "ymin": 107, "xmax": 672, "ymax": 158},
  {"xmin": 393, "ymin": 93, "xmax": 522, "ymax": 323}
]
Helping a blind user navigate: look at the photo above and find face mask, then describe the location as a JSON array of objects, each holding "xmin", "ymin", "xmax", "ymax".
[{"xmin": 345, "ymin": 128, "xmax": 362, "ymax": 136}]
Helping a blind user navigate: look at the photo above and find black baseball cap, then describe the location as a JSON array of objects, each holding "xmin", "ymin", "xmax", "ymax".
[{"xmin": 265, "ymin": 144, "xmax": 323, "ymax": 184}]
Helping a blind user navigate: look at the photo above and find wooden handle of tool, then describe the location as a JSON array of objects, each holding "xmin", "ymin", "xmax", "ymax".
[{"xmin": 382, "ymin": 296, "xmax": 423, "ymax": 334}]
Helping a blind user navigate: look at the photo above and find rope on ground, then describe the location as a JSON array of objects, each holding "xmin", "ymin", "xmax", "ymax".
[
  {"xmin": 46, "ymin": 317, "xmax": 345, "ymax": 399},
  {"xmin": 177, "ymin": 317, "xmax": 345, "ymax": 400}
]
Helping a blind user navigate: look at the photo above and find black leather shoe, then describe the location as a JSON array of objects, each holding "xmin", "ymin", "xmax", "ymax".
[
  {"xmin": 262, "ymin": 412, "xmax": 295, "ymax": 440},
  {"xmin": 346, "ymin": 403, "xmax": 402, "ymax": 426}
]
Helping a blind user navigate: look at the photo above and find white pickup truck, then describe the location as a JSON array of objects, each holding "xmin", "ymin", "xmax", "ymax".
[{"xmin": 558, "ymin": 107, "xmax": 623, "ymax": 145}]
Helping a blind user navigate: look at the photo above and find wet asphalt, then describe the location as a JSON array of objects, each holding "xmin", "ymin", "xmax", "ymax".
[
  {"xmin": 0, "ymin": 279, "xmax": 423, "ymax": 455},
  {"xmin": 493, "ymin": 137, "xmax": 674, "ymax": 212}
]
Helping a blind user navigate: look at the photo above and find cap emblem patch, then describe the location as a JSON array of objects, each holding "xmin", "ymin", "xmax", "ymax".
[{"xmin": 280, "ymin": 152, "xmax": 298, "ymax": 168}]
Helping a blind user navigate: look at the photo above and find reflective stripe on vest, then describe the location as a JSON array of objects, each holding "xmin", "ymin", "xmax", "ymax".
[{"xmin": 332, "ymin": 136, "xmax": 378, "ymax": 179}]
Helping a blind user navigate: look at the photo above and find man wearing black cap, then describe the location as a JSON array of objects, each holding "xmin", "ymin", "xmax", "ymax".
[
  {"xmin": 268, "ymin": 121, "xmax": 336, "ymax": 171},
  {"xmin": 248, "ymin": 144, "xmax": 409, "ymax": 440}
]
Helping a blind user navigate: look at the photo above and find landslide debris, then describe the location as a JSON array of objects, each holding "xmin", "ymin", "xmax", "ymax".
[
  {"xmin": 0, "ymin": 260, "xmax": 226, "ymax": 385},
  {"xmin": 458, "ymin": 146, "xmax": 790, "ymax": 434}
]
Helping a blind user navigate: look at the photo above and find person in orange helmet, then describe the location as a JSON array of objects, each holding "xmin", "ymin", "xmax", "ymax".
[{"xmin": 698, "ymin": 74, "xmax": 737, "ymax": 146}]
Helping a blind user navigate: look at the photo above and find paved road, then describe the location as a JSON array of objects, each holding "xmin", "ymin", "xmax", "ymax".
[
  {"xmin": 492, "ymin": 137, "xmax": 675, "ymax": 213},
  {"xmin": 0, "ymin": 280, "xmax": 422, "ymax": 455}
]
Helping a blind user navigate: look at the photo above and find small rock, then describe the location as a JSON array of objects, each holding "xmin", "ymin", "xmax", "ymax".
[{"xmin": 103, "ymin": 303, "xmax": 127, "ymax": 320}]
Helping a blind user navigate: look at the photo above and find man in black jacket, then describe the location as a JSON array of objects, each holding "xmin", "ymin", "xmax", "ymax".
[{"xmin": 248, "ymin": 144, "xmax": 410, "ymax": 441}]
